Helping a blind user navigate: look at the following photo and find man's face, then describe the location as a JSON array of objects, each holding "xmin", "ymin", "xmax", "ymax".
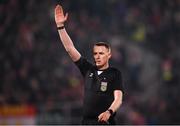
[{"xmin": 93, "ymin": 45, "xmax": 111, "ymax": 69}]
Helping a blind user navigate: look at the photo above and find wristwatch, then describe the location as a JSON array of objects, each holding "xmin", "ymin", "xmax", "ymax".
[{"xmin": 107, "ymin": 109, "xmax": 113, "ymax": 116}]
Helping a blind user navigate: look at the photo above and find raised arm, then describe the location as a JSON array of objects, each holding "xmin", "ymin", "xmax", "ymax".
[{"xmin": 55, "ymin": 5, "xmax": 81, "ymax": 62}]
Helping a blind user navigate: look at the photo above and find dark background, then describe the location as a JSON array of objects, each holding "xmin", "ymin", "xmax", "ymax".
[{"xmin": 0, "ymin": 0, "xmax": 180, "ymax": 124}]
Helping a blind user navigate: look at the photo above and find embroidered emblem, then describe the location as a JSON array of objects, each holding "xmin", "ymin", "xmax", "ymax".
[
  {"xmin": 89, "ymin": 73, "xmax": 93, "ymax": 77},
  {"xmin": 100, "ymin": 82, "xmax": 108, "ymax": 92}
]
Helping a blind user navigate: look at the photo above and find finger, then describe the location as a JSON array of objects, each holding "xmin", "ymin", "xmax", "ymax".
[
  {"xmin": 98, "ymin": 113, "xmax": 102, "ymax": 119},
  {"xmin": 58, "ymin": 5, "xmax": 64, "ymax": 16},
  {"xmin": 98, "ymin": 114, "xmax": 103, "ymax": 122},
  {"xmin": 59, "ymin": 5, "xmax": 62, "ymax": 13},
  {"xmin": 55, "ymin": 4, "xmax": 60, "ymax": 9},
  {"xmin": 55, "ymin": 8, "xmax": 59, "ymax": 21},
  {"xmin": 55, "ymin": 5, "xmax": 60, "ymax": 13},
  {"xmin": 98, "ymin": 117, "xmax": 103, "ymax": 122},
  {"xmin": 101, "ymin": 114, "xmax": 108, "ymax": 122},
  {"xmin": 55, "ymin": 5, "xmax": 63, "ymax": 21},
  {"xmin": 99, "ymin": 115, "xmax": 106, "ymax": 122},
  {"xmin": 98, "ymin": 116, "xmax": 101, "ymax": 121},
  {"xmin": 55, "ymin": 5, "xmax": 63, "ymax": 16},
  {"xmin": 55, "ymin": 5, "xmax": 60, "ymax": 18},
  {"xmin": 101, "ymin": 116, "xmax": 106, "ymax": 121}
]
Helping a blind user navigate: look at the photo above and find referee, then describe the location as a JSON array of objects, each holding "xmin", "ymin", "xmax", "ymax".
[{"xmin": 55, "ymin": 4, "xmax": 124, "ymax": 125}]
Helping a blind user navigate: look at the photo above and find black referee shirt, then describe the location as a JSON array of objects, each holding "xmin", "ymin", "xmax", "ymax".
[{"xmin": 75, "ymin": 57, "xmax": 124, "ymax": 118}]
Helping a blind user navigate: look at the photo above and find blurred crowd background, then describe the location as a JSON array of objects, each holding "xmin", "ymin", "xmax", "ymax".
[{"xmin": 0, "ymin": 0, "xmax": 180, "ymax": 124}]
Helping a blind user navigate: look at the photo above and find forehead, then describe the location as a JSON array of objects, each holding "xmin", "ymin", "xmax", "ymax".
[{"xmin": 93, "ymin": 45, "xmax": 109, "ymax": 52}]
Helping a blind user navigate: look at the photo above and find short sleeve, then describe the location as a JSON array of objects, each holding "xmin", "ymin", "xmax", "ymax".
[
  {"xmin": 74, "ymin": 56, "xmax": 93, "ymax": 77},
  {"xmin": 113, "ymin": 70, "xmax": 124, "ymax": 93}
]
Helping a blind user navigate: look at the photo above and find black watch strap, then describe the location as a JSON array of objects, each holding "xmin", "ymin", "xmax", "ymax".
[
  {"xmin": 57, "ymin": 26, "xmax": 65, "ymax": 30},
  {"xmin": 107, "ymin": 109, "xmax": 113, "ymax": 115}
]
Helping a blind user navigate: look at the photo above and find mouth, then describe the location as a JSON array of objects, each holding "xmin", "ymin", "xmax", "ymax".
[{"xmin": 96, "ymin": 61, "xmax": 101, "ymax": 64}]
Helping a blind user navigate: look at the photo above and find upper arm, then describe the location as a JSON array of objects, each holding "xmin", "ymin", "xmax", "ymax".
[
  {"xmin": 58, "ymin": 28, "xmax": 81, "ymax": 62},
  {"xmin": 113, "ymin": 70, "xmax": 123, "ymax": 102},
  {"xmin": 67, "ymin": 47, "xmax": 81, "ymax": 62}
]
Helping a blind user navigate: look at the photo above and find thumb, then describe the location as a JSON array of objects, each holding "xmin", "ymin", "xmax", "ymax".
[{"xmin": 98, "ymin": 114, "xmax": 103, "ymax": 121}]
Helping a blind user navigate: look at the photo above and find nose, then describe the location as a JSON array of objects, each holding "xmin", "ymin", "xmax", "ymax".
[{"xmin": 96, "ymin": 54, "xmax": 100, "ymax": 59}]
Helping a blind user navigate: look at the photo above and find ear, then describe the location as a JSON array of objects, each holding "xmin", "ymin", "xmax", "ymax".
[{"xmin": 108, "ymin": 52, "xmax": 112, "ymax": 59}]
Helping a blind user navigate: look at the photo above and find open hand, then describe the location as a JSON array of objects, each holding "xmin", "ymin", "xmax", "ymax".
[{"xmin": 54, "ymin": 5, "xmax": 68, "ymax": 27}]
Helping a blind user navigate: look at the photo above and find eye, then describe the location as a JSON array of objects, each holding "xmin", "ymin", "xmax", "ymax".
[{"xmin": 99, "ymin": 52, "xmax": 104, "ymax": 55}]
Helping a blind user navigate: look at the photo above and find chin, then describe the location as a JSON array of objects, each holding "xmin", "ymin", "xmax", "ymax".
[{"xmin": 96, "ymin": 64, "xmax": 103, "ymax": 68}]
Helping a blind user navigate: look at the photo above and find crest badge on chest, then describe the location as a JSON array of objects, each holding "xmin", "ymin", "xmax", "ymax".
[{"xmin": 100, "ymin": 81, "xmax": 108, "ymax": 92}]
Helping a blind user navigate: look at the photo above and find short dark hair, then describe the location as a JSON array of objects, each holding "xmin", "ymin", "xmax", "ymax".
[{"xmin": 93, "ymin": 42, "xmax": 111, "ymax": 51}]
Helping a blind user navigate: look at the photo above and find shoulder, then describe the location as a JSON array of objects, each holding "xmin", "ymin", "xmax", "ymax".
[
  {"xmin": 108, "ymin": 67, "xmax": 122, "ymax": 74},
  {"xmin": 74, "ymin": 56, "xmax": 86, "ymax": 64},
  {"xmin": 74, "ymin": 56, "xmax": 94, "ymax": 76},
  {"xmin": 108, "ymin": 67, "xmax": 122, "ymax": 79},
  {"xmin": 74, "ymin": 56, "xmax": 93, "ymax": 67}
]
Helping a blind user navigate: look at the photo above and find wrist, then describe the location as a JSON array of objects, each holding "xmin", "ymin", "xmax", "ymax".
[
  {"xmin": 57, "ymin": 25, "xmax": 65, "ymax": 30},
  {"xmin": 107, "ymin": 109, "xmax": 114, "ymax": 116},
  {"xmin": 57, "ymin": 23, "xmax": 64, "ymax": 27}
]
